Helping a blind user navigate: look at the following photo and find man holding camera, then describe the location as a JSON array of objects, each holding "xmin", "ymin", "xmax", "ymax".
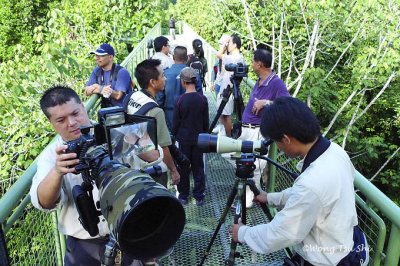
[
  {"xmin": 232, "ymin": 97, "xmax": 368, "ymax": 266},
  {"xmin": 215, "ymin": 34, "xmax": 245, "ymax": 137},
  {"xmin": 126, "ymin": 59, "xmax": 180, "ymax": 188},
  {"xmin": 239, "ymin": 48, "xmax": 290, "ymax": 208},
  {"xmin": 85, "ymin": 43, "xmax": 132, "ymax": 108},
  {"xmin": 30, "ymin": 86, "xmax": 158, "ymax": 265}
]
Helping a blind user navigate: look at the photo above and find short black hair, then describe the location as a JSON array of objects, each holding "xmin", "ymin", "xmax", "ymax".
[
  {"xmin": 231, "ymin": 34, "xmax": 241, "ymax": 49},
  {"xmin": 153, "ymin": 36, "xmax": 169, "ymax": 52},
  {"xmin": 40, "ymin": 85, "xmax": 81, "ymax": 118},
  {"xmin": 134, "ymin": 59, "xmax": 162, "ymax": 90},
  {"xmin": 174, "ymin": 46, "xmax": 188, "ymax": 62},
  {"xmin": 260, "ymin": 97, "xmax": 321, "ymax": 144},
  {"xmin": 256, "ymin": 43, "xmax": 268, "ymax": 50},
  {"xmin": 253, "ymin": 49, "xmax": 272, "ymax": 68}
]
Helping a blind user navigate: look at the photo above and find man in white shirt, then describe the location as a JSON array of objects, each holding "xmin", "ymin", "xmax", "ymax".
[
  {"xmin": 30, "ymin": 86, "xmax": 158, "ymax": 265},
  {"xmin": 215, "ymin": 34, "xmax": 245, "ymax": 137},
  {"xmin": 151, "ymin": 36, "xmax": 174, "ymax": 70},
  {"xmin": 232, "ymin": 97, "xmax": 363, "ymax": 266}
]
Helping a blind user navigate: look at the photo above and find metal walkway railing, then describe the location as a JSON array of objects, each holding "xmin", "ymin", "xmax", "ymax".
[{"xmin": 0, "ymin": 22, "xmax": 399, "ymax": 266}]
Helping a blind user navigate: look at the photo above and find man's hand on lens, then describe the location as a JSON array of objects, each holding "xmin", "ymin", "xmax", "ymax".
[{"xmin": 55, "ymin": 145, "xmax": 80, "ymax": 175}]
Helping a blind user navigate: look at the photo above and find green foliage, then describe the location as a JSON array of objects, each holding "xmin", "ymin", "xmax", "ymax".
[
  {"xmin": 173, "ymin": 0, "xmax": 400, "ymax": 202},
  {"xmin": 0, "ymin": 0, "xmax": 56, "ymax": 62},
  {"xmin": 0, "ymin": 0, "xmax": 167, "ymax": 182},
  {"xmin": 7, "ymin": 206, "xmax": 57, "ymax": 265}
]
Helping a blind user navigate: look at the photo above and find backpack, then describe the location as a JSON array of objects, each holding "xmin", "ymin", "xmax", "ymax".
[{"xmin": 188, "ymin": 55, "xmax": 206, "ymax": 87}]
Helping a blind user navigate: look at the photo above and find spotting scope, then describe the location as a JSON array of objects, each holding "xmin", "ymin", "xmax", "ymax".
[{"xmin": 197, "ymin": 133, "xmax": 272, "ymax": 155}]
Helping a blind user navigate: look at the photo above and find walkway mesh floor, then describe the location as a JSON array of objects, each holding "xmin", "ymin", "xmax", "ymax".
[{"xmin": 160, "ymin": 92, "xmax": 287, "ymax": 265}]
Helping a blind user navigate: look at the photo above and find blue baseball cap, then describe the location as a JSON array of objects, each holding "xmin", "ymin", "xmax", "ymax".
[{"xmin": 90, "ymin": 43, "xmax": 115, "ymax": 56}]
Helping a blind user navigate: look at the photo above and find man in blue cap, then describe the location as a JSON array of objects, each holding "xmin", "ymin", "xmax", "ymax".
[{"xmin": 85, "ymin": 43, "xmax": 132, "ymax": 107}]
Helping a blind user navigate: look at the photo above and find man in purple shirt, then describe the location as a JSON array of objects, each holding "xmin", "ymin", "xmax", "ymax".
[{"xmin": 240, "ymin": 48, "xmax": 290, "ymax": 208}]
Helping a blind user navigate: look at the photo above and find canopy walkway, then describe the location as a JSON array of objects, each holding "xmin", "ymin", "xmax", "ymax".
[{"xmin": 0, "ymin": 22, "xmax": 399, "ymax": 266}]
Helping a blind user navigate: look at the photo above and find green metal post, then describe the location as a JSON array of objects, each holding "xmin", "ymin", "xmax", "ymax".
[
  {"xmin": 60, "ymin": 231, "xmax": 66, "ymax": 262},
  {"xmin": 355, "ymin": 194, "xmax": 386, "ymax": 266},
  {"xmin": 384, "ymin": 225, "xmax": 400, "ymax": 266},
  {"xmin": 52, "ymin": 212, "xmax": 63, "ymax": 266},
  {"xmin": 0, "ymin": 161, "xmax": 37, "ymax": 226},
  {"xmin": 354, "ymin": 171, "xmax": 400, "ymax": 229},
  {"xmin": 4, "ymin": 195, "xmax": 31, "ymax": 232}
]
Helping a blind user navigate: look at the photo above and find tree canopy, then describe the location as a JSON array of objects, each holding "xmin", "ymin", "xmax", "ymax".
[{"xmin": 0, "ymin": 0, "xmax": 399, "ymax": 203}]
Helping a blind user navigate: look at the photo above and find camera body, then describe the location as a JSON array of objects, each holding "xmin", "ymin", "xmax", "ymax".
[{"xmin": 225, "ymin": 62, "xmax": 249, "ymax": 78}]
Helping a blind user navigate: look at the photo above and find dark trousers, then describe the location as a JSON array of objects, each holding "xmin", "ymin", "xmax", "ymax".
[
  {"xmin": 65, "ymin": 236, "xmax": 143, "ymax": 266},
  {"xmin": 177, "ymin": 143, "xmax": 205, "ymax": 200},
  {"xmin": 64, "ymin": 236, "xmax": 108, "ymax": 266},
  {"xmin": 283, "ymin": 253, "xmax": 315, "ymax": 266},
  {"xmin": 153, "ymin": 172, "xmax": 169, "ymax": 188}
]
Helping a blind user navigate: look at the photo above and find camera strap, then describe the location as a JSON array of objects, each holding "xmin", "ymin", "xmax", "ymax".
[
  {"xmin": 134, "ymin": 102, "xmax": 158, "ymax": 116},
  {"xmin": 98, "ymin": 63, "xmax": 117, "ymax": 85}
]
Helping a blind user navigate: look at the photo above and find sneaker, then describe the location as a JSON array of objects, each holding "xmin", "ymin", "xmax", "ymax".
[
  {"xmin": 196, "ymin": 199, "xmax": 205, "ymax": 206},
  {"xmin": 211, "ymin": 126, "xmax": 220, "ymax": 134}
]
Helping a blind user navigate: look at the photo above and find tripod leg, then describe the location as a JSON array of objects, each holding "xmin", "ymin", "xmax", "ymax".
[
  {"xmin": 199, "ymin": 179, "xmax": 239, "ymax": 266},
  {"xmin": 246, "ymin": 180, "xmax": 273, "ymax": 221},
  {"xmin": 208, "ymin": 85, "xmax": 232, "ymax": 133},
  {"xmin": 226, "ymin": 199, "xmax": 242, "ymax": 266}
]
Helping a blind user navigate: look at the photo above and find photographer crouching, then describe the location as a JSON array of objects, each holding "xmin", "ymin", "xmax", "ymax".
[
  {"xmin": 231, "ymin": 97, "xmax": 368, "ymax": 266},
  {"xmin": 29, "ymin": 86, "xmax": 162, "ymax": 265}
]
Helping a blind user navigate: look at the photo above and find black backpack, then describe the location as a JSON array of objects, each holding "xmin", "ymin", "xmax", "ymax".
[{"xmin": 188, "ymin": 55, "xmax": 206, "ymax": 87}]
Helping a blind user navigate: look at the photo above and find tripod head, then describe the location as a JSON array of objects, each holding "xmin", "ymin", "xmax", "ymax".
[{"xmin": 234, "ymin": 153, "xmax": 256, "ymax": 179}]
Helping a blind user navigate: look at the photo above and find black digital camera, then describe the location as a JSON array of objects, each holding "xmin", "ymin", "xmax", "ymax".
[{"xmin": 225, "ymin": 63, "xmax": 248, "ymax": 78}]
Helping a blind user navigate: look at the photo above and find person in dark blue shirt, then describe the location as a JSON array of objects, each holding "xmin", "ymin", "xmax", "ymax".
[
  {"xmin": 172, "ymin": 67, "xmax": 209, "ymax": 206},
  {"xmin": 157, "ymin": 46, "xmax": 202, "ymax": 131}
]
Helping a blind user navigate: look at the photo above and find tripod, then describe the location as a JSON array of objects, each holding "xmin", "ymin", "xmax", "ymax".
[
  {"xmin": 199, "ymin": 153, "xmax": 271, "ymax": 266},
  {"xmin": 199, "ymin": 151, "xmax": 299, "ymax": 266},
  {"xmin": 208, "ymin": 75, "xmax": 245, "ymax": 137}
]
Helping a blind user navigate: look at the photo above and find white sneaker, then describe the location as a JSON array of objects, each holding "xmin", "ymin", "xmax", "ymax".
[
  {"xmin": 212, "ymin": 126, "xmax": 220, "ymax": 134},
  {"xmin": 218, "ymin": 126, "xmax": 226, "ymax": 136}
]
